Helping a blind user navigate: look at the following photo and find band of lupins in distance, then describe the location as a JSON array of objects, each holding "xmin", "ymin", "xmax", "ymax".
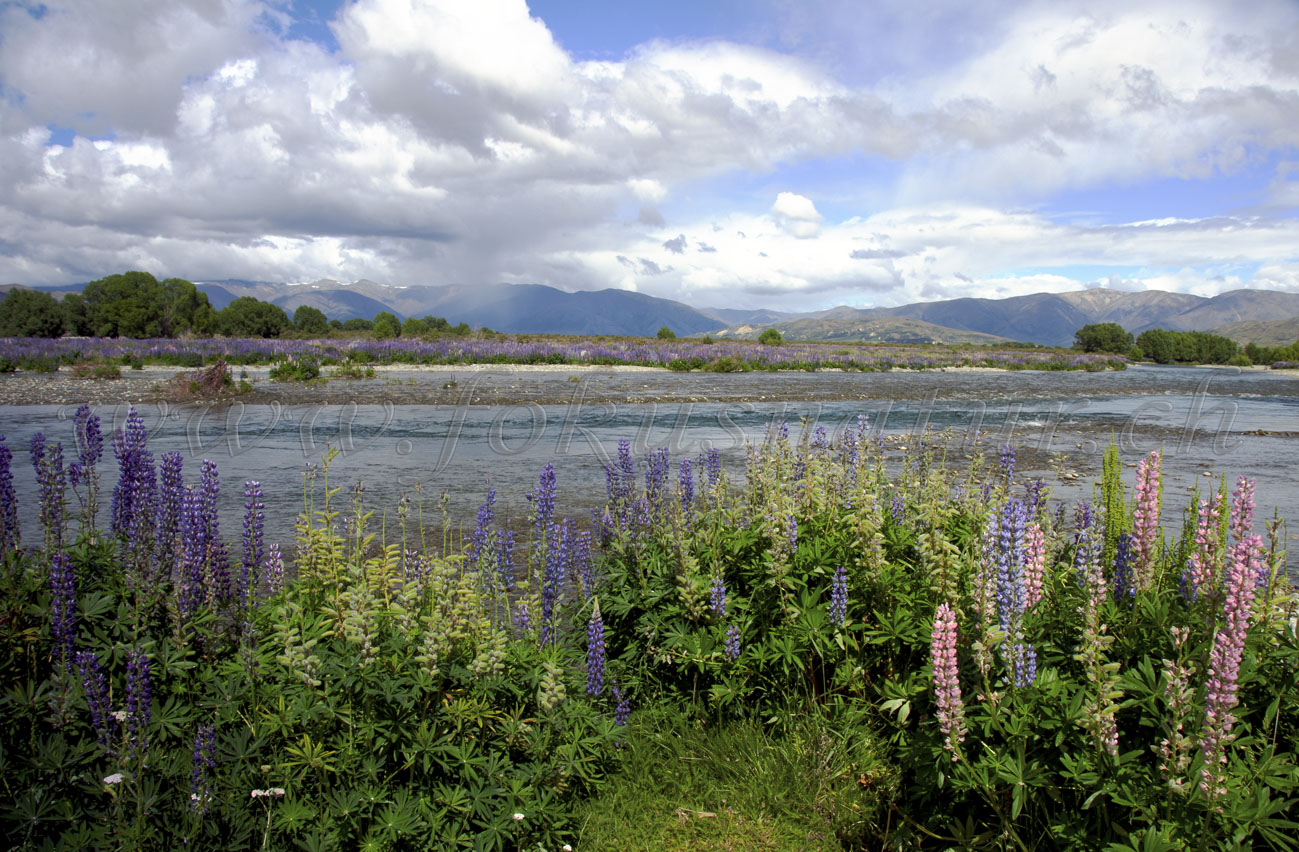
[
  {"xmin": 0, "ymin": 403, "xmax": 1295, "ymax": 850},
  {"xmin": 0, "ymin": 333, "xmax": 1127, "ymax": 374}
]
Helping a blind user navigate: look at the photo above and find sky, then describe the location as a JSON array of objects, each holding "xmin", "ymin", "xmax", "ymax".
[{"xmin": 1, "ymin": 0, "xmax": 1298, "ymax": 312}]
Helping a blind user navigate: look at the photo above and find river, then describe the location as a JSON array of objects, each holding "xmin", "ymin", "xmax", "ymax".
[{"xmin": 2, "ymin": 364, "xmax": 1297, "ymax": 570}]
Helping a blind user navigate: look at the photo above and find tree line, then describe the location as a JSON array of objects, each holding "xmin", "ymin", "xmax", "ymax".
[
  {"xmin": 0, "ymin": 271, "xmax": 477, "ymax": 340},
  {"xmin": 1073, "ymin": 322, "xmax": 1257, "ymax": 365}
]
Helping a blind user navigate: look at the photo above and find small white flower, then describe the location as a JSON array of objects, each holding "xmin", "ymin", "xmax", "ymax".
[
  {"xmin": 103, "ymin": 773, "xmax": 123, "ymax": 785},
  {"xmin": 563, "ymin": 845, "xmax": 573, "ymax": 851},
  {"xmin": 110, "ymin": 710, "xmax": 127, "ymax": 722},
  {"xmin": 269, "ymin": 787, "xmax": 285, "ymax": 797},
  {"xmin": 512, "ymin": 812, "xmax": 524, "ymax": 821}
]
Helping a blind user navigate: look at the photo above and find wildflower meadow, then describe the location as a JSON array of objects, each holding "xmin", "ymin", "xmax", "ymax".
[{"xmin": 1, "ymin": 405, "xmax": 1296, "ymax": 850}]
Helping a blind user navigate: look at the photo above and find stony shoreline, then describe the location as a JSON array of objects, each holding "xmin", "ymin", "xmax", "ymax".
[{"xmin": 0, "ymin": 362, "xmax": 1294, "ymax": 409}]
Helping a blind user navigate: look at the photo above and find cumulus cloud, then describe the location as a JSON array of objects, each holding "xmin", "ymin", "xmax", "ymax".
[
  {"xmin": 0, "ymin": 0, "xmax": 1297, "ymax": 313},
  {"xmin": 770, "ymin": 192, "xmax": 823, "ymax": 238}
]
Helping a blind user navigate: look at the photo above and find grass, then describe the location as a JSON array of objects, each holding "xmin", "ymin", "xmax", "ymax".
[{"xmin": 573, "ymin": 708, "xmax": 892, "ymax": 851}]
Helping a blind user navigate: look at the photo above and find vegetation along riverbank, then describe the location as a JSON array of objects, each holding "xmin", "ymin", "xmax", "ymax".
[{"xmin": 1, "ymin": 404, "xmax": 1295, "ymax": 850}]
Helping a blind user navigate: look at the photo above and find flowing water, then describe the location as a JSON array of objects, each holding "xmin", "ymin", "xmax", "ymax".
[{"xmin": 4, "ymin": 364, "xmax": 1297, "ymax": 569}]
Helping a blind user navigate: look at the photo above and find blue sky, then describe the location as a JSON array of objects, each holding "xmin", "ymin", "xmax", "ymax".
[{"xmin": 1, "ymin": 0, "xmax": 1297, "ymax": 310}]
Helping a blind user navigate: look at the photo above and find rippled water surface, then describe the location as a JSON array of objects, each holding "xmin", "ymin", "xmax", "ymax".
[{"xmin": 4, "ymin": 364, "xmax": 1297, "ymax": 568}]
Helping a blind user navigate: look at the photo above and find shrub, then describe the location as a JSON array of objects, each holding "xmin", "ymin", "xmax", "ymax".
[
  {"xmin": 757, "ymin": 328, "xmax": 784, "ymax": 346},
  {"xmin": 268, "ymin": 356, "xmax": 321, "ymax": 382}
]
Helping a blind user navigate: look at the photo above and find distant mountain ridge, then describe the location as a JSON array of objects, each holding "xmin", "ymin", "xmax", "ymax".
[
  {"xmin": 715, "ymin": 288, "xmax": 1299, "ymax": 347},
  {"xmin": 17, "ymin": 277, "xmax": 1299, "ymax": 346}
]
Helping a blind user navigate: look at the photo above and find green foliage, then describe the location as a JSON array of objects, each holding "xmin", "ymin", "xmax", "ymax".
[
  {"xmin": 657, "ymin": 326, "xmax": 676, "ymax": 340},
  {"xmin": 269, "ymin": 356, "xmax": 321, "ymax": 381},
  {"xmin": 80, "ymin": 271, "xmax": 216, "ymax": 338},
  {"xmin": 1245, "ymin": 340, "xmax": 1299, "ymax": 367},
  {"xmin": 293, "ymin": 305, "xmax": 330, "ymax": 335},
  {"xmin": 217, "ymin": 297, "xmax": 291, "ymax": 338},
  {"xmin": 1074, "ymin": 322, "xmax": 1134, "ymax": 354},
  {"xmin": 341, "ymin": 318, "xmax": 373, "ymax": 332},
  {"xmin": 757, "ymin": 328, "xmax": 784, "ymax": 346},
  {"xmin": 371, "ymin": 312, "xmax": 401, "ymax": 340},
  {"xmin": 401, "ymin": 317, "xmax": 427, "ymax": 337},
  {"xmin": 5, "ymin": 411, "xmax": 1299, "ymax": 852},
  {"xmin": 0, "ymin": 287, "xmax": 65, "ymax": 337},
  {"xmin": 1136, "ymin": 328, "xmax": 1239, "ymax": 364}
]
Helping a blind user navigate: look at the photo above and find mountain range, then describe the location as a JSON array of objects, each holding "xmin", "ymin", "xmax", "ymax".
[
  {"xmin": 10, "ymin": 276, "xmax": 1299, "ymax": 347},
  {"xmin": 198, "ymin": 278, "xmax": 1299, "ymax": 347}
]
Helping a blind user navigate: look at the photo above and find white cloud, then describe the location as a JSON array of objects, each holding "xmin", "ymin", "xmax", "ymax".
[
  {"xmin": 770, "ymin": 192, "xmax": 823, "ymax": 239},
  {"xmin": 0, "ymin": 0, "xmax": 1297, "ymax": 315}
]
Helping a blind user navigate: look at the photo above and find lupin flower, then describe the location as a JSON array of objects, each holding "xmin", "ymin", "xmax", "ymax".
[
  {"xmin": 1200, "ymin": 529, "xmax": 1260, "ymax": 799},
  {"xmin": 126, "ymin": 647, "xmax": 152, "ymax": 762},
  {"xmin": 999, "ymin": 443, "xmax": 1016, "ymax": 485},
  {"xmin": 467, "ymin": 483, "xmax": 495, "ymax": 572},
  {"xmin": 190, "ymin": 723, "xmax": 217, "ymax": 815},
  {"xmin": 156, "ymin": 451, "xmax": 184, "ymax": 570},
  {"xmin": 31, "ymin": 433, "xmax": 67, "ymax": 549},
  {"xmin": 496, "ymin": 530, "xmax": 516, "ymax": 593},
  {"xmin": 644, "ymin": 447, "xmax": 670, "ymax": 521},
  {"xmin": 986, "ymin": 497, "xmax": 1036, "ymax": 687},
  {"xmin": 199, "ymin": 460, "xmax": 232, "ymax": 603},
  {"xmin": 0, "ymin": 435, "xmax": 17, "ymax": 554},
  {"xmin": 1023, "ymin": 478, "xmax": 1046, "ymax": 520},
  {"xmin": 930, "ymin": 603, "xmax": 966, "ymax": 758},
  {"xmin": 1112, "ymin": 533, "xmax": 1135, "ymax": 604},
  {"xmin": 1131, "ymin": 449, "xmax": 1161, "ymax": 589},
  {"xmin": 76, "ymin": 650, "xmax": 114, "ymax": 749},
  {"xmin": 786, "ymin": 513, "xmax": 798, "ymax": 552},
  {"xmin": 573, "ymin": 530, "xmax": 595, "ymax": 601},
  {"xmin": 678, "ymin": 458, "xmax": 694, "ymax": 528},
  {"xmin": 1023, "ymin": 522, "xmax": 1045, "ymax": 609},
  {"xmin": 531, "ymin": 463, "xmax": 557, "ymax": 539},
  {"xmin": 701, "ymin": 447, "xmax": 722, "ymax": 494},
  {"xmin": 1183, "ymin": 492, "xmax": 1223, "ymax": 602},
  {"xmin": 50, "ymin": 552, "xmax": 77, "ymax": 672},
  {"xmin": 1229, "ymin": 475, "xmax": 1255, "ymax": 544},
  {"xmin": 612, "ymin": 680, "xmax": 631, "ymax": 726},
  {"xmin": 263, "ymin": 543, "xmax": 285, "ymax": 596},
  {"xmin": 1158, "ymin": 626, "xmax": 1195, "ymax": 791},
  {"xmin": 890, "ymin": 494, "xmax": 905, "ymax": 526},
  {"xmin": 69, "ymin": 404, "xmax": 103, "ymax": 530},
  {"xmin": 1228, "ymin": 476, "xmax": 1270, "ymax": 589},
  {"xmin": 111, "ymin": 406, "xmax": 153, "ymax": 539},
  {"xmin": 725, "ymin": 624, "xmax": 741, "ymax": 661},
  {"xmin": 709, "ymin": 574, "xmax": 727, "ymax": 618},
  {"xmin": 586, "ymin": 600, "xmax": 605, "ymax": 696},
  {"xmin": 241, "ymin": 480, "xmax": 265, "ymax": 605},
  {"xmin": 829, "ymin": 566, "xmax": 848, "ymax": 626},
  {"xmin": 538, "ymin": 517, "xmax": 571, "ymax": 647}
]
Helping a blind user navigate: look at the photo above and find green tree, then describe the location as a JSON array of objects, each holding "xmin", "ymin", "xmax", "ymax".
[
  {"xmin": 758, "ymin": 328, "xmax": 784, "ymax": 346},
  {"xmin": 293, "ymin": 305, "xmax": 330, "ymax": 335},
  {"xmin": 159, "ymin": 277, "xmax": 216, "ymax": 336},
  {"xmin": 372, "ymin": 311, "xmax": 401, "ymax": 339},
  {"xmin": 61, "ymin": 292, "xmax": 92, "ymax": 336},
  {"xmin": 1074, "ymin": 322, "xmax": 1133, "ymax": 354},
  {"xmin": 0, "ymin": 288, "xmax": 65, "ymax": 337},
  {"xmin": 1136, "ymin": 328, "xmax": 1174, "ymax": 363},
  {"xmin": 341, "ymin": 318, "xmax": 372, "ymax": 331},
  {"xmin": 657, "ymin": 326, "xmax": 676, "ymax": 340},
  {"xmin": 402, "ymin": 317, "xmax": 428, "ymax": 337},
  {"xmin": 217, "ymin": 297, "xmax": 291, "ymax": 338},
  {"xmin": 79, "ymin": 271, "xmax": 214, "ymax": 338},
  {"xmin": 81, "ymin": 270, "xmax": 166, "ymax": 337}
]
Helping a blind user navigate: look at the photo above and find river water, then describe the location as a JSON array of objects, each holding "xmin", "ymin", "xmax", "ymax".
[{"xmin": 3, "ymin": 364, "xmax": 1297, "ymax": 569}]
